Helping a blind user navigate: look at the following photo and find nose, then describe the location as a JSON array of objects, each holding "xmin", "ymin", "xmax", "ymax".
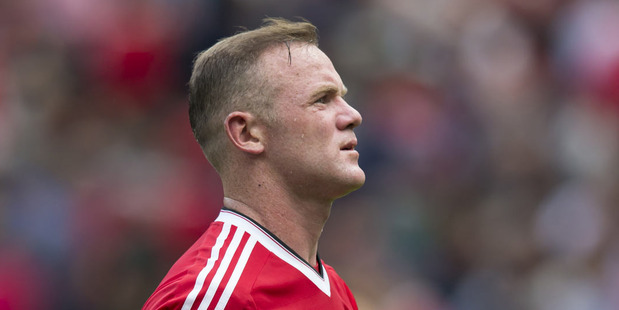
[{"xmin": 337, "ymin": 99, "xmax": 362, "ymax": 131}]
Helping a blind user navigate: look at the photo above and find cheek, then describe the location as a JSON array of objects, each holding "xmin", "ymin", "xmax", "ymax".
[
  {"xmin": 274, "ymin": 112, "xmax": 335, "ymax": 151},
  {"xmin": 306, "ymin": 115, "xmax": 334, "ymax": 136},
  {"xmin": 300, "ymin": 126, "xmax": 333, "ymax": 150}
]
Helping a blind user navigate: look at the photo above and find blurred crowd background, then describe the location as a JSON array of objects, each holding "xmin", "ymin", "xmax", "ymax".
[{"xmin": 2, "ymin": 0, "xmax": 619, "ymax": 309}]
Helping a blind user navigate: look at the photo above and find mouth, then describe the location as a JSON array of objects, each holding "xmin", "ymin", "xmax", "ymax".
[{"xmin": 340, "ymin": 140, "xmax": 357, "ymax": 151}]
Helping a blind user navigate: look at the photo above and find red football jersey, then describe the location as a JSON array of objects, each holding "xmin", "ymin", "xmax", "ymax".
[{"xmin": 144, "ymin": 209, "xmax": 358, "ymax": 310}]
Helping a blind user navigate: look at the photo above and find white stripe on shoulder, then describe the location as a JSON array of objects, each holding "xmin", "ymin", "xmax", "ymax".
[
  {"xmin": 182, "ymin": 222, "xmax": 231, "ymax": 310},
  {"xmin": 215, "ymin": 236, "xmax": 257, "ymax": 310},
  {"xmin": 197, "ymin": 226, "xmax": 245, "ymax": 310},
  {"xmin": 216, "ymin": 210, "xmax": 331, "ymax": 297}
]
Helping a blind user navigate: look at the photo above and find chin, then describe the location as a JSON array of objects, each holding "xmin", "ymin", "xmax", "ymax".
[
  {"xmin": 334, "ymin": 170, "xmax": 365, "ymax": 198},
  {"xmin": 349, "ymin": 173, "xmax": 366, "ymax": 191},
  {"xmin": 349, "ymin": 166, "xmax": 366, "ymax": 184}
]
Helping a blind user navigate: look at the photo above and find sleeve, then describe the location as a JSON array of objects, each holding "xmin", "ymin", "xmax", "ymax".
[{"xmin": 143, "ymin": 279, "xmax": 191, "ymax": 310}]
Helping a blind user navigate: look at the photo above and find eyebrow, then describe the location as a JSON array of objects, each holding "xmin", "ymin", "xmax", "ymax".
[{"xmin": 311, "ymin": 84, "xmax": 348, "ymax": 99}]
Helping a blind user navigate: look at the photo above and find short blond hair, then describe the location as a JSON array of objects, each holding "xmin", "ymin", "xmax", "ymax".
[{"xmin": 188, "ymin": 18, "xmax": 318, "ymax": 170}]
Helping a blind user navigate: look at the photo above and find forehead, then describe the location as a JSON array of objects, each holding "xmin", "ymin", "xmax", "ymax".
[{"xmin": 258, "ymin": 43, "xmax": 343, "ymax": 96}]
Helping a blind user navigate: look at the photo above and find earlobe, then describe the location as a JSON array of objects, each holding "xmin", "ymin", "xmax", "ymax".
[{"xmin": 224, "ymin": 112, "xmax": 265, "ymax": 155}]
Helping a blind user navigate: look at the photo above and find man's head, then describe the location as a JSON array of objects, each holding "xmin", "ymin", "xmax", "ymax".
[
  {"xmin": 188, "ymin": 18, "xmax": 318, "ymax": 171},
  {"xmin": 189, "ymin": 18, "xmax": 365, "ymax": 200}
]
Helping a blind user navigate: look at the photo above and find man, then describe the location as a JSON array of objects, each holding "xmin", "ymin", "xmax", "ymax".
[{"xmin": 144, "ymin": 18, "xmax": 364, "ymax": 309}]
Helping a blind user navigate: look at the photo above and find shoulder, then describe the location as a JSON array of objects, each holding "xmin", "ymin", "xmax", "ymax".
[
  {"xmin": 144, "ymin": 218, "xmax": 268, "ymax": 309},
  {"xmin": 323, "ymin": 262, "xmax": 346, "ymax": 285},
  {"xmin": 143, "ymin": 221, "xmax": 228, "ymax": 309},
  {"xmin": 322, "ymin": 261, "xmax": 359, "ymax": 309},
  {"xmin": 143, "ymin": 279, "xmax": 190, "ymax": 310}
]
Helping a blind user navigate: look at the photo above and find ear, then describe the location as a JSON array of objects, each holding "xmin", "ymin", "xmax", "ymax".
[{"xmin": 224, "ymin": 111, "xmax": 265, "ymax": 155}]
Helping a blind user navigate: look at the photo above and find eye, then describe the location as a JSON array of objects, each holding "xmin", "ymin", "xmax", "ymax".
[{"xmin": 314, "ymin": 96, "xmax": 329, "ymax": 104}]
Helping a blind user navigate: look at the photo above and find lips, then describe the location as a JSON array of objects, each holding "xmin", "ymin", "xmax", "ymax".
[{"xmin": 340, "ymin": 139, "xmax": 357, "ymax": 151}]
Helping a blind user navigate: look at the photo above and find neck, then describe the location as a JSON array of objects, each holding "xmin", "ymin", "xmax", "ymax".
[{"xmin": 222, "ymin": 192, "xmax": 332, "ymax": 267}]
